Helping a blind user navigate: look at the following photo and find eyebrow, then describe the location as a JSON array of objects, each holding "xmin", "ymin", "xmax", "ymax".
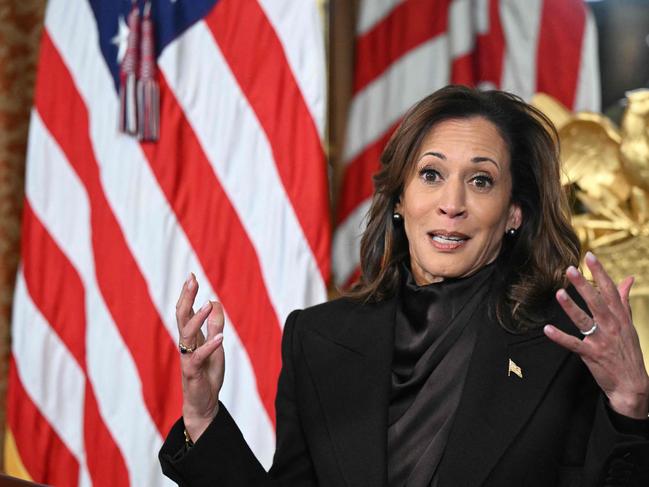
[{"xmin": 420, "ymin": 151, "xmax": 501, "ymax": 170}]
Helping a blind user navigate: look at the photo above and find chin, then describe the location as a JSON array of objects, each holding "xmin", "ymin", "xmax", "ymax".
[
  {"xmin": 433, "ymin": 265, "xmax": 471, "ymax": 279},
  {"xmin": 415, "ymin": 260, "xmax": 468, "ymax": 282},
  {"xmin": 416, "ymin": 250, "xmax": 488, "ymax": 281}
]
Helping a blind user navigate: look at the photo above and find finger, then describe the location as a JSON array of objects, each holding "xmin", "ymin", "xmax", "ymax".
[
  {"xmin": 617, "ymin": 276, "xmax": 634, "ymax": 316},
  {"xmin": 584, "ymin": 252, "xmax": 625, "ymax": 314},
  {"xmin": 180, "ymin": 300, "xmax": 212, "ymax": 345},
  {"xmin": 556, "ymin": 288, "xmax": 597, "ymax": 336},
  {"xmin": 175, "ymin": 273, "xmax": 194, "ymax": 309},
  {"xmin": 206, "ymin": 302, "xmax": 225, "ymax": 341},
  {"xmin": 191, "ymin": 333, "xmax": 224, "ymax": 368},
  {"xmin": 195, "ymin": 330, "xmax": 206, "ymax": 347},
  {"xmin": 565, "ymin": 266, "xmax": 611, "ymax": 324},
  {"xmin": 176, "ymin": 273, "xmax": 198, "ymax": 331},
  {"xmin": 544, "ymin": 324, "xmax": 586, "ymax": 355},
  {"xmin": 176, "ymin": 275, "xmax": 187, "ymax": 308}
]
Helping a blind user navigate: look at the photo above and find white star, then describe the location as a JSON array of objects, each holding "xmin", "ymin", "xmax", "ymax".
[{"xmin": 112, "ymin": 15, "xmax": 130, "ymax": 64}]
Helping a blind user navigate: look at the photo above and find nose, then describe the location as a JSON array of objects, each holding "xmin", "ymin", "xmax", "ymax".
[{"xmin": 437, "ymin": 179, "xmax": 466, "ymax": 218}]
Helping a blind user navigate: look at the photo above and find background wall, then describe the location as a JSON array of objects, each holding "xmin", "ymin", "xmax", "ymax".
[
  {"xmin": 328, "ymin": 0, "xmax": 357, "ymax": 211},
  {"xmin": 0, "ymin": 0, "xmax": 45, "ymax": 464},
  {"xmin": 590, "ymin": 0, "xmax": 649, "ymax": 117}
]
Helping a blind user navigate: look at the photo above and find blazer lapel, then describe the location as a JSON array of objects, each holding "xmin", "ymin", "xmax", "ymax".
[
  {"xmin": 301, "ymin": 297, "xmax": 397, "ymax": 487},
  {"xmin": 438, "ymin": 312, "xmax": 572, "ymax": 486}
]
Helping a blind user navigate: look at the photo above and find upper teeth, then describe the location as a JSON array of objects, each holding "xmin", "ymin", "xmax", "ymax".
[{"xmin": 433, "ymin": 235, "xmax": 464, "ymax": 242}]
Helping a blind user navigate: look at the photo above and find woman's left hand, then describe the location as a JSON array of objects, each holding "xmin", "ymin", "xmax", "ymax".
[{"xmin": 544, "ymin": 251, "xmax": 649, "ymax": 419}]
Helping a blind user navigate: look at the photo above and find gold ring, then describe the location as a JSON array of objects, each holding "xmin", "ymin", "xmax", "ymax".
[{"xmin": 179, "ymin": 341, "xmax": 197, "ymax": 354}]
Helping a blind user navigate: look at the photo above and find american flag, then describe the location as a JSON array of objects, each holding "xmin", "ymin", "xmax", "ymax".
[
  {"xmin": 5, "ymin": 0, "xmax": 328, "ymax": 485},
  {"xmin": 333, "ymin": 0, "xmax": 601, "ymax": 287}
]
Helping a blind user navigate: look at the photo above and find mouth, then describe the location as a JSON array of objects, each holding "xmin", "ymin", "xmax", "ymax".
[{"xmin": 427, "ymin": 230, "xmax": 470, "ymax": 250}]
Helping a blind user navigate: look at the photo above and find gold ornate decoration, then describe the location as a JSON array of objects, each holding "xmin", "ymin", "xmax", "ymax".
[
  {"xmin": 620, "ymin": 90, "xmax": 649, "ymax": 193},
  {"xmin": 533, "ymin": 92, "xmax": 649, "ymax": 293},
  {"xmin": 533, "ymin": 92, "xmax": 649, "ymax": 362}
]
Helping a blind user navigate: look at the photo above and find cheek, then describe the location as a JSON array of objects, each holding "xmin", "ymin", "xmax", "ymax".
[
  {"xmin": 402, "ymin": 218, "xmax": 419, "ymax": 247},
  {"xmin": 402, "ymin": 203, "xmax": 432, "ymax": 249},
  {"xmin": 473, "ymin": 201, "xmax": 511, "ymax": 239},
  {"xmin": 402, "ymin": 188, "xmax": 435, "ymax": 221},
  {"xmin": 473, "ymin": 171, "xmax": 514, "ymax": 226}
]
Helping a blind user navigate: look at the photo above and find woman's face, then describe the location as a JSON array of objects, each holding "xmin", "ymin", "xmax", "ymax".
[{"xmin": 396, "ymin": 117, "xmax": 522, "ymax": 285}]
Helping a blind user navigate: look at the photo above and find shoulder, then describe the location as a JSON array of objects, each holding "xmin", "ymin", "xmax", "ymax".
[
  {"xmin": 298, "ymin": 296, "xmax": 384, "ymax": 320},
  {"xmin": 285, "ymin": 295, "xmax": 397, "ymax": 341}
]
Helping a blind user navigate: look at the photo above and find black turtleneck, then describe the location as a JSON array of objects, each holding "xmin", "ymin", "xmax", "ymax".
[{"xmin": 388, "ymin": 263, "xmax": 494, "ymax": 487}]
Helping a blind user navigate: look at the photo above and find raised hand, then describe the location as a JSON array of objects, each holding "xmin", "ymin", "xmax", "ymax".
[
  {"xmin": 176, "ymin": 273, "xmax": 225, "ymax": 441},
  {"xmin": 544, "ymin": 252, "xmax": 649, "ymax": 419}
]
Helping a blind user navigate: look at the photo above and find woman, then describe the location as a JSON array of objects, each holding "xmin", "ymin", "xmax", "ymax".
[{"xmin": 160, "ymin": 86, "xmax": 649, "ymax": 486}]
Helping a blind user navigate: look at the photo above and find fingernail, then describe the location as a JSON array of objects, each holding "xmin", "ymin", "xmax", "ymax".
[
  {"xmin": 544, "ymin": 325, "xmax": 554, "ymax": 334},
  {"xmin": 566, "ymin": 266, "xmax": 579, "ymax": 278},
  {"xmin": 186, "ymin": 273, "xmax": 193, "ymax": 285},
  {"xmin": 214, "ymin": 333, "xmax": 224, "ymax": 344},
  {"xmin": 557, "ymin": 289, "xmax": 568, "ymax": 301},
  {"xmin": 200, "ymin": 301, "xmax": 211, "ymax": 312},
  {"xmin": 585, "ymin": 251, "xmax": 596, "ymax": 263}
]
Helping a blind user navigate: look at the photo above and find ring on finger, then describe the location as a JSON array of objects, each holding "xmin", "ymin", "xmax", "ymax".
[
  {"xmin": 580, "ymin": 321, "xmax": 598, "ymax": 337},
  {"xmin": 179, "ymin": 340, "xmax": 197, "ymax": 354}
]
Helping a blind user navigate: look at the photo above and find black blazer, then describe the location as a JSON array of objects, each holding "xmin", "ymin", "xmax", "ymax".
[{"xmin": 160, "ymin": 296, "xmax": 649, "ymax": 486}]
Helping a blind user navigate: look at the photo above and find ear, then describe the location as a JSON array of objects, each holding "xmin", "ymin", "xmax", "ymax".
[
  {"xmin": 507, "ymin": 203, "xmax": 522, "ymax": 230},
  {"xmin": 394, "ymin": 195, "xmax": 402, "ymax": 214}
]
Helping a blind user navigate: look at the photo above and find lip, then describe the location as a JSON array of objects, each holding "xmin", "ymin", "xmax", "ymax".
[{"xmin": 427, "ymin": 230, "xmax": 470, "ymax": 251}]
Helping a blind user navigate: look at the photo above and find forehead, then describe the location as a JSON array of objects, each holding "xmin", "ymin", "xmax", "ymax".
[{"xmin": 416, "ymin": 117, "xmax": 510, "ymax": 163}]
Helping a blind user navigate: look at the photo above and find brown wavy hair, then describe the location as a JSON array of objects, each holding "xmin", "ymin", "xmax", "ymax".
[{"xmin": 347, "ymin": 85, "xmax": 581, "ymax": 332}]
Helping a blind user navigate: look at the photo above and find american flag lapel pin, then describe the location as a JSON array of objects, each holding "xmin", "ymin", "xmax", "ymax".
[{"xmin": 508, "ymin": 358, "xmax": 523, "ymax": 379}]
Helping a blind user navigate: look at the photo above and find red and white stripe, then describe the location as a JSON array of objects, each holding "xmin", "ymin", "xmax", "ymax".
[
  {"xmin": 8, "ymin": 0, "xmax": 328, "ymax": 485},
  {"xmin": 333, "ymin": 0, "xmax": 600, "ymax": 287}
]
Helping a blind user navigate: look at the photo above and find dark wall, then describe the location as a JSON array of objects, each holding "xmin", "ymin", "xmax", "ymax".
[{"xmin": 590, "ymin": 0, "xmax": 649, "ymax": 115}]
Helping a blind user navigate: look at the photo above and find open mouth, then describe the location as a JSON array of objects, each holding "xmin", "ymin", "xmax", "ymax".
[{"xmin": 428, "ymin": 231, "xmax": 470, "ymax": 249}]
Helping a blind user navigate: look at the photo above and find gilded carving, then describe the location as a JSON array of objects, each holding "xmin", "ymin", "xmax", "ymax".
[{"xmin": 534, "ymin": 91, "xmax": 649, "ymax": 361}]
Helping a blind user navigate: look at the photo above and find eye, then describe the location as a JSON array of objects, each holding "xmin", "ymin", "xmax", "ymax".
[
  {"xmin": 419, "ymin": 168, "xmax": 441, "ymax": 183},
  {"xmin": 470, "ymin": 174, "xmax": 494, "ymax": 189}
]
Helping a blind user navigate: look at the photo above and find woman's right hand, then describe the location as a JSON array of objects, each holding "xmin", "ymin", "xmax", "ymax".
[{"xmin": 176, "ymin": 273, "xmax": 225, "ymax": 442}]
